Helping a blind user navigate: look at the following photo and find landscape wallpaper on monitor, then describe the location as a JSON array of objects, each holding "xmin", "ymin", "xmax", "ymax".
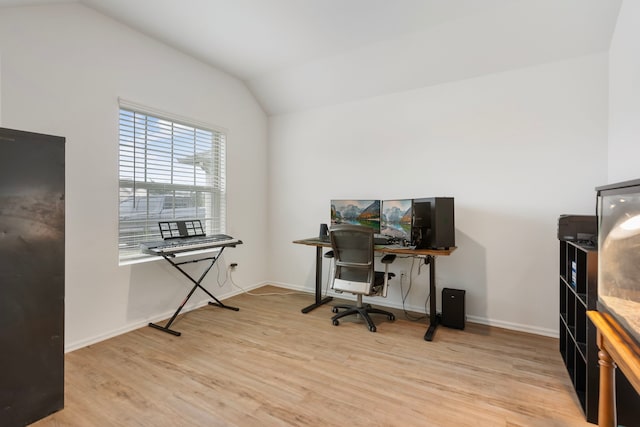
[
  {"xmin": 330, "ymin": 199, "xmax": 380, "ymax": 232},
  {"xmin": 381, "ymin": 199, "xmax": 412, "ymax": 240}
]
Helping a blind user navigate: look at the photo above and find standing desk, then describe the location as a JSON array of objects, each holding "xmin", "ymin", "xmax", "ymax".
[{"xmin": 293, "ymin": 237, "xmax": 456, "ymax": 341}]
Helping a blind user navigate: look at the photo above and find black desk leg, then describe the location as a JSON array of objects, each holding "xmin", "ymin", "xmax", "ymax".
[
  {"xmin": 149, "ymin": 250, "xmax": 239, "ymax": 336},
  {"xmin": 301, "ymin": 245, "xmax": 333, "ymax": 313},
  {"xmin": 424, "ymin": 255, "xmax": 440, "ymax": 341}
]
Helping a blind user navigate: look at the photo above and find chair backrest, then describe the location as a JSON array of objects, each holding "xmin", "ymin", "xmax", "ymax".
[{"xmin": 329, "ymin": 224, "xmax": 376, "ymax": 295}]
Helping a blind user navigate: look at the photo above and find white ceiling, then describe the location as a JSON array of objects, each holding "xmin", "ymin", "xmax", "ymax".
[{"xmin": 0, "ymin": 0, "xmax": 622, "ymax": 115}]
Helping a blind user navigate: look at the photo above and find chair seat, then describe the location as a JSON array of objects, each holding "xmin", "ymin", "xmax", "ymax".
[{"xmin": 331, "ymin": 269, "xmax": 396, "ymax": 332}]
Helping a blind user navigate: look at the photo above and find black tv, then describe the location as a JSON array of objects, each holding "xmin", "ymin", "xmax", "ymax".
[{"xmin": 330, "ymin": 199, "xmax": 380, "ymax": 233}]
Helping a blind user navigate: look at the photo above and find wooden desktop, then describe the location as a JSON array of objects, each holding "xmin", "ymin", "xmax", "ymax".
[
  {"xmin": 293, "ymin": 237, "xmax": 456, "ymax": 341},
  {"xmin": 586, "ymin": 310, "xmax": 640, "ymax": 427}
]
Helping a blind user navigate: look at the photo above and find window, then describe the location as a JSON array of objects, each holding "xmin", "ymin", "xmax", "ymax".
[{"xmin": 118, "ymin": 103, "xmax": 226, "ymax": 263}]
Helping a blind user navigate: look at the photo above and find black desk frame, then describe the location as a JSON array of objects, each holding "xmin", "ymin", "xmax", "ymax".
[
  {"xmin": 300, "ymin": 244, "xmax": 334, "ymax": 313},
  {"xmin": 149, "ymin": 246, "xmax": 239, "ymax": 336},
  {"xmin": 293, "ymin": 238, "xmax": 454, "ymax": 341},
  {"xmin": 422, "ymin": 255, "xmax": 439, "ymax": 341}
]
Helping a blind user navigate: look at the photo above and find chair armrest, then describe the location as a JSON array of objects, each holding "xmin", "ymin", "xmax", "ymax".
[
  {"xmin": 381, "ymin": 254, "xmax": 396, "ymax": 264},
  {"xmin": 380, "ymin": 254, "xmax": 396, "ymax": 298}
]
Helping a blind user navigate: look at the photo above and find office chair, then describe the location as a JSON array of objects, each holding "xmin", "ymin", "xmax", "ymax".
[{"xmin": 328, "ymin": 224, "xmax": 396, "ymax": 332}]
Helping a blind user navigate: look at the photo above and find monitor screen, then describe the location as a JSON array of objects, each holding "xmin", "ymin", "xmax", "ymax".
[
  {"xmin": 330, "ymin": 199, "xmax": 380, "ymax": 233},
  {"xmin": 381, "ymin": 199, "xmax": 413, "ymax": 241}
]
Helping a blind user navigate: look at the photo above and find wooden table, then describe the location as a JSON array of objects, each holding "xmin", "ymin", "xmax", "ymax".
[{"xmin": 587, "ymin": 310, "xmax": 640, "ymax": 427}]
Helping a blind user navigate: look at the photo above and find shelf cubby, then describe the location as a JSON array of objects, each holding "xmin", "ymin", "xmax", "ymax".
[{"xmin": 558, "ymin": 240, "xmax": 598, "ymax": 424}]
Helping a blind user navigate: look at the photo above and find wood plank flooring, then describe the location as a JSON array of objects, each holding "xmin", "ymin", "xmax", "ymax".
[{"xmin": 33, "ymin": 286, "xmax": 591, "ymax": 426}]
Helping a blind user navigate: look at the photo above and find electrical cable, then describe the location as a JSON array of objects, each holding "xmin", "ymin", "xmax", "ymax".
[
  {"xmin": 224, "ymin": 262, "xmax": 308, "ymax": 297},
  {"xmin": 215, "ymin": 253, "xmax": 227, "ymax": 288},
  {"xmin": 400, "ymin": 257, "xmax": 428, "ymax": 321},
  {"xmin": 227, "ymin": 270, "xmax": 304, "ymax": 296}
]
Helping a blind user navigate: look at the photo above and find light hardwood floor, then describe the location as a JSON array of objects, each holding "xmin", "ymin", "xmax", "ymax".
[{"xmin": 34, "ymin": 286, "xmax": 591, "ymax": 427}]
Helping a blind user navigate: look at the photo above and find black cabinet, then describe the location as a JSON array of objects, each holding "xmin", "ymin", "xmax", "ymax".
[
  {"xmin": 559, "ymin": 240, "xmax": 598, "ymax": 424},
  {"xmin": 0, "ymin": 128, "xmax": 65, "ymax": 426}
]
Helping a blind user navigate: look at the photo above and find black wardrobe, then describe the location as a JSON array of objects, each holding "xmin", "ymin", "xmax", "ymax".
[{"xmin": 0, "ymin": 128, "xmax": 65, "ymax": 426}]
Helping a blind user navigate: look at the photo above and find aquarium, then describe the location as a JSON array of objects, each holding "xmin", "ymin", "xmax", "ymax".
[{"xmin": 596, "ymin": 179, "xmax": 640, "ymax": 347}]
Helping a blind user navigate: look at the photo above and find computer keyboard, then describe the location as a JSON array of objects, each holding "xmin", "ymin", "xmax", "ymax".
[
  {"xmin": 380, "ymin": 244, "xmax": 416, "ymax": 250},
  {"xmin": 372, "ymin": 235, "xmax": 390, "ymax": 245}
]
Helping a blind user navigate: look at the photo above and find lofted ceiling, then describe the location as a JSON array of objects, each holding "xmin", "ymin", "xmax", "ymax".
[{"xmin": 0, "ymin": 0, "xmax": 622, "ymax": 115}]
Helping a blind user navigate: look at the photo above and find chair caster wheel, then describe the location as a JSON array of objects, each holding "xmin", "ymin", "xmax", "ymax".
[
  {"xmin": 332, "ymin": 319, "xmax": 339, "ymax": 326},
  {"xmin": 332, "ymin": 307, "xmax": 339, "ymax": 313},
  {"xmin": 388, "ymin": 314, "xmax": 395, "ymax": 321},
  {"xmin": 369, "ymin": 325, "xmax": 377, "ymax": 332}
]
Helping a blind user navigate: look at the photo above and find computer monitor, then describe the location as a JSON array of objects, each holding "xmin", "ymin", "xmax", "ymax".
[
  {"xmin": 330, "ymin": 199, "xmax": 380, "ymax": 233},
  {"xmin": 381, "ymin": 199, "xmax": 413, "ymax": 242}
]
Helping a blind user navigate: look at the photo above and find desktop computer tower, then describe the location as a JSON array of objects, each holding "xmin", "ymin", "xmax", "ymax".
[
  {"xmin": 441, "ymin": 288, "xmax": 465, "ymax": 330},
  {"xmin": 411, "ymin": 197, "xmax": 455, "ymax": 249}
]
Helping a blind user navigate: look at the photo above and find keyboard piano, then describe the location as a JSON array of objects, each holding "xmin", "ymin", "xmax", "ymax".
[
  {"xmin": 141, "ymin": 234, "xmax": 242, "ymax": 256},
  {"xmin": 140, "ymin": 220, "xmax": 242, "ymax": 256},
  {"xmin": 142, "ymin": 220, "xmax": 242, "ymax": 336}
]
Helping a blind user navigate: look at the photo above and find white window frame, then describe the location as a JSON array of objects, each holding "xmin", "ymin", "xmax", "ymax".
[{"xmin": 118, "ymin": 100, "xmax": 226, "ymax": 264}]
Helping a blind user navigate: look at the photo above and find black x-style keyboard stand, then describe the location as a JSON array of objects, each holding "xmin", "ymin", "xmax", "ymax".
[{"xmin": 148, "ymin": 246, "xmax": 239, "ymax": 336}]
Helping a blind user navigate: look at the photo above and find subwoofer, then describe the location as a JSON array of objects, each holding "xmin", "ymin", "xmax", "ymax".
[{"xmin": 441, "ymin": 288, "xmax": 465, "ymax": 330}]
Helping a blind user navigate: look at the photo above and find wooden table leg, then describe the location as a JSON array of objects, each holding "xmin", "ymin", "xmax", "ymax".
[{"xmin": 598, "ymin": 348, "xmax": 617, "ymax": 427}]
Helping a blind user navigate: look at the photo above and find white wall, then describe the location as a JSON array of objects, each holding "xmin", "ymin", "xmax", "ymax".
[
  {"xmin": 608, "ymin": 0, "xmax": 640, "ymax": 184},
  {"xmin": 0, "ymin": 4, "xmax": 268, "ymax": 351},
  {"xmin": 269, "ymin": 54, "xmax": 608, "ymax": 336},
  {"xmin": 249, "ymin": 0, "xmax": 620, "ymax": 115},
  {"xmin": 0, "ymin": 2, "xmax": 616, "ymax": 346}
]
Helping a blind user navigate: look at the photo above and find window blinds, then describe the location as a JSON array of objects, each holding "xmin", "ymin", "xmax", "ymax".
[{"xmin": 118, "ymin": 106, "xmax": 226, "ymax": 262}]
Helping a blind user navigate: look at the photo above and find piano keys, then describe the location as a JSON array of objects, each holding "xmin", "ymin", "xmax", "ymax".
[
  {"xmin": 141, "ymin": 220, "xmax": 242, "ymax": 256},
  {"xmin": 141, "ymin": 233, "xmax": 242, "ymax": 256}
]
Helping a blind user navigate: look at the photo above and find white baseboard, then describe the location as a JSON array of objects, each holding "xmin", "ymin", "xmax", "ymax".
[
  {"xmin": 463, "ymin": 315, "xmax": 558, "ymax": 338},
  {"xmin": 270, "ymin": 281, "xmax": 559, "ymax": 338},
  {"xmin": 268, "ymin": 281, "xmax": 310, "ymax": 293},
  {"xmin": 65, "ymin": 281, "xmax": 557, "ymax": 352},
  {"xmin": 64, "ymin": 281, "xmax": 269, "ymax": 353}
]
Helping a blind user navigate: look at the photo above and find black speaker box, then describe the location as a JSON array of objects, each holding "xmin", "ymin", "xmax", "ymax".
[
  {"xmin": 441, "ymin": 288, "xmax": 465, "ymax": 330},
  {"xmin": 412, "ymin": 197, "xmax": 455, "ymax": 249}
]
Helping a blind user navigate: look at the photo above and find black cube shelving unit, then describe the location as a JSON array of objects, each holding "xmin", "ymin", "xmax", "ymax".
[{"xmin": 559, "ymin": 240, "xmax": 598, "ymax": 424}]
